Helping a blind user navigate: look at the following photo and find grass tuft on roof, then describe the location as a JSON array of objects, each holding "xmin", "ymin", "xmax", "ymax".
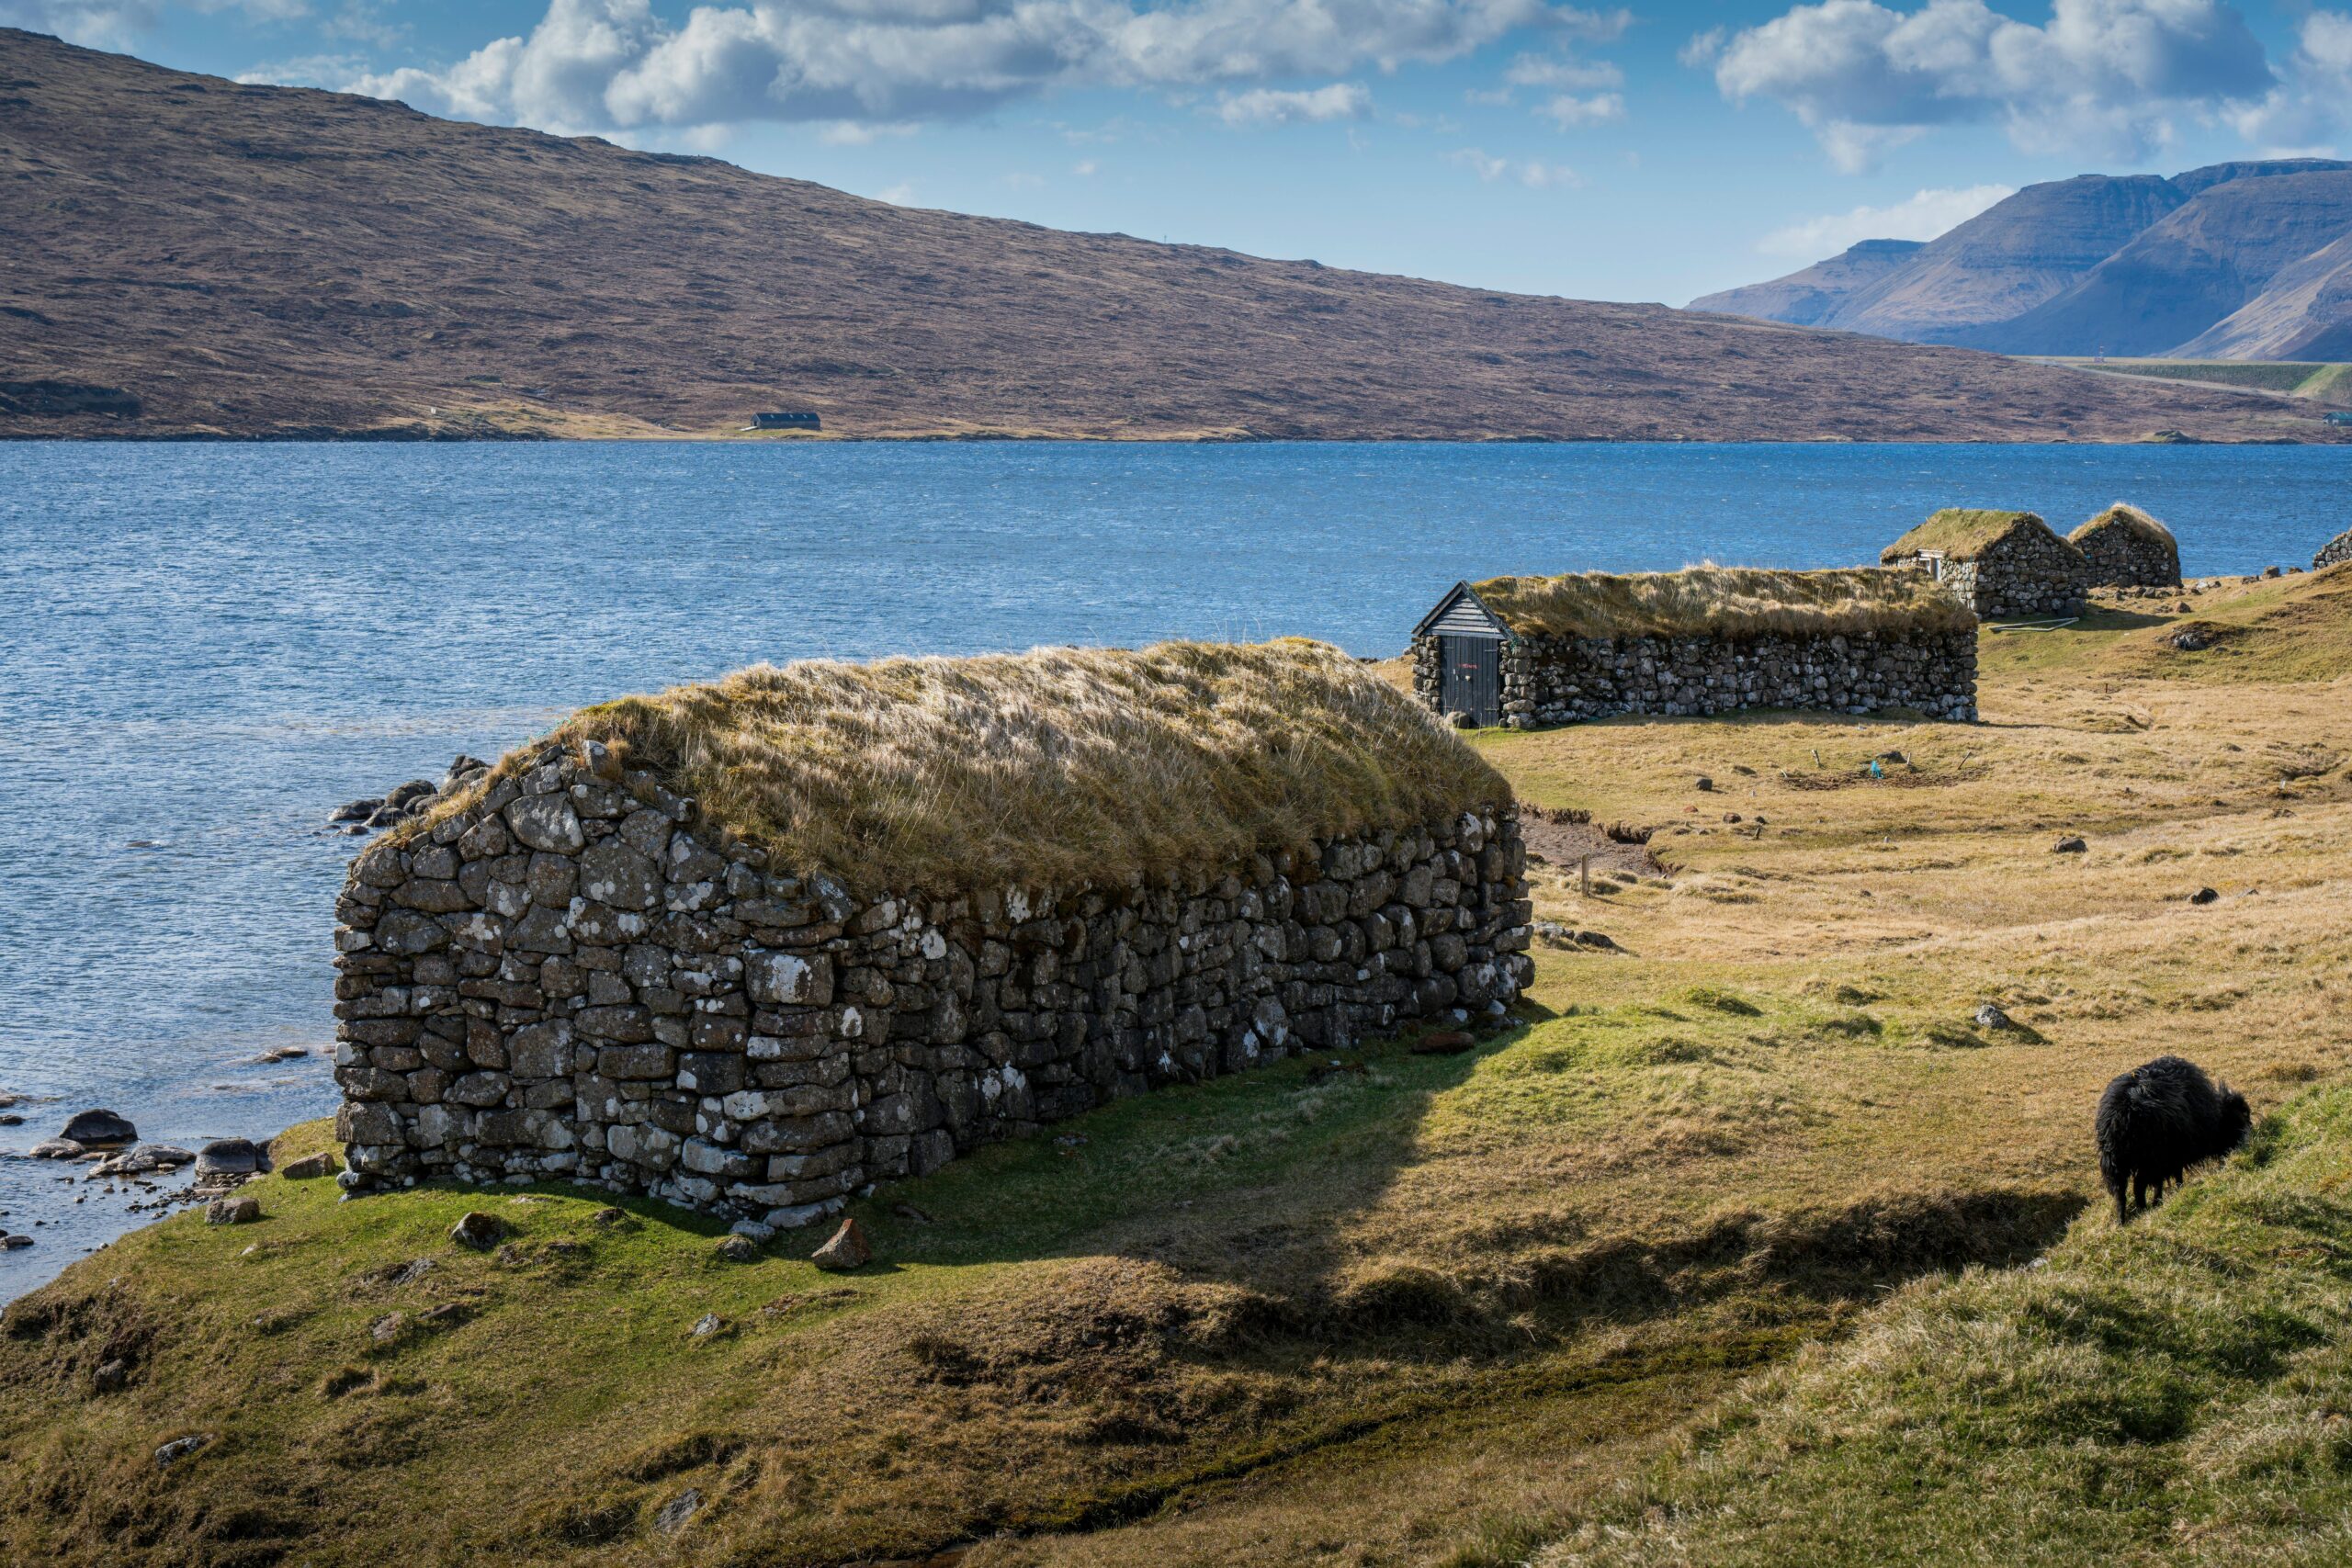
[
  {"xmin": 2067, "ymin": 500, "xmax": 2177, "ymax": 549},
  {"xmin": 1465, "ymin": 566, "xmax": 1974, "ymax": 641},
  {"xmin": 1880, "ymin": 508, "xmax": 2054, "ymax": 565},
  {"xmin": 421, "ymin": 639, "xmax": 1509, "ymax": 896}
]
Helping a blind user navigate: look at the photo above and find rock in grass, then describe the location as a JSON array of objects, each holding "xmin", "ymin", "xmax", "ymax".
[
  {"xmin": 2190, "ymin": 886, "xmax": 2221, "ymax": 905},
  {"xmin": 690, "ymin": 1314, "xmax": 725, "ymax": 1337},
  {"xmin": 280, "ymin": 1151, "xmax": 340, "ymax": 1179},
  {"xmin": 154, "ymin": 1434, "xmax": 212, "ymax": 1467},
  {"xmin": 655, "ymin": 1489, "xmax": 702, "ymax": 1535},
  {"xmin": 809, "ymin": 1218, "xmax": 871, "ymax": 1272},
  {"xmin": 91, "ymin": 1359, "xmax": 130, "ymax": 1393},
  {"xmin": 2052, "ymin": 836, "xmax": 2087, "ymax": 853},
  {"xmin": 196, "ymin": 1138, "xmax": 266, "ymax": 1179},
  {"xmin": 449, "ymin": 1211, "xmax": 507, "ymax": 1249},
  {"xmin": 60, "ymin": 1109, "xmax": 135, "ymax": 1147},
  {"xmin": 205, "ymin": 1196, "xmax": 260, "ymax": 1225},
  {"xmin": 1574, "ymin": 931, "xmax": 1619, "ymax": 951},
  {"xmin": 716, "ymin": 1234, "xmax": 759, "ymax": 1263},
  {"xmin": 1974, "ymin": 1003, "xmax": 2015, "ymax": 1032}
]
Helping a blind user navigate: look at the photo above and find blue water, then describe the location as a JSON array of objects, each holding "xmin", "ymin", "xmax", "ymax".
[{"xmin": 3, "ymin": 438, "xmax": 2346, "ymax": 1297}]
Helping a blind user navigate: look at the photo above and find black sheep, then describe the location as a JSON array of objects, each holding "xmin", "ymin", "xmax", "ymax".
[{"xmin": 2095, "ymin": 1055, "xmax": 2251, "ymax": 1224}]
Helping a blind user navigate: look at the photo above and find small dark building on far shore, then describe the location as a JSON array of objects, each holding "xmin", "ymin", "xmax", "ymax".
[{"xmin": 750, "ymin": 411, "xmax": 821, "ymax": 431}]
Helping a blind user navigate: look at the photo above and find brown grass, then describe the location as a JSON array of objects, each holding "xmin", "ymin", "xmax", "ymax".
[
  {"xmin": 1468, "ymin": 566, "xmax": 1973, "ymax": 641},
  {"xmin": 413, "ymin": 638, "xmax": 1507, "ymax": 895},
  {"xmin": 1881, "ymin": 508, "xmax": 2053, "ymax": 563}
]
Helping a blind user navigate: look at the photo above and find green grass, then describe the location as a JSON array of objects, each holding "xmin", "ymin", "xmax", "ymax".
[
  {"xmin": 1467, "ymin": 566, "xmax": 1973, "ymax": 641},
  {"xmin": 1541, "ymin": 1083, "xmax": 2352, "ymax": 1567},
  {"xmin": 2036, "ymin": 358, "xmax": 2352, "ymax": 406}
]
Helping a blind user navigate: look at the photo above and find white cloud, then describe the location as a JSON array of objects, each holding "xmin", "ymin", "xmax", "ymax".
[
  {"xmin": 1502, "ymin": 51, "xmax": 1622, "ymax": 90},
  {"xmin": 1213, "ymin": 81, "xmax": 1370, "ymax": 127},
  {"xmin": 1538, "ymin": 90, "xmax": 1623, "ymax": 126},
  {"xmin": 2228, "ymin": 10, "xmax": 2352, "ymax": 147},
  {"xmin": 1554, "ymin": 4, "xmax": 1632, "ymax": 41},
  {"xmin": 1678, "ymin": 26, "xmax": 1725, "ymax": 67},
  {"xmin": 1705, "ymin": 0, "xmax": 2280, "ymax": 168},
  {"xmin": 1450, "ymin": 146, "xmax": 1583, "ymax": 186},
  {"xmin": 876, "ymin": 180, "xmax": 917, "ymax": 204},
  {"xmin": 5, "ymin": 0, "xmax": 301, "ymax": 44},
  {"xmin": 1072, "ymin": 157, "xmax": 1099, "ymax": 174},
  {"xmin": 1758, "ymin": 181, "xmax": 2012, "ymax": 255},
  {"xmin": 817, "ymin": 118, "xmax": 917, "ymax": 144},
  {"xmin": 341, "ymin": 0, "xmax": 1566, "ymax": 134}
]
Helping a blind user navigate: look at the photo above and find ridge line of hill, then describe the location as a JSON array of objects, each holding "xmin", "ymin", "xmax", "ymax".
[{"xmin": 0, "ymin": 28, "xmax": 2333, "ymax": 444}]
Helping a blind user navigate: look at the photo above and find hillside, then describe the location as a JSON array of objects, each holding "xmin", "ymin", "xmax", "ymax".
[
  {"xmin": 0, "ymin": 28, "xmax": 2326, "ymax": 445},
  {"xmin": 6, "ymin": 570, "xmax": 2350, "ymax": 1565},
  {"xmin": 1698, "ymin": 160, "xmax": 2352, "ymax": 363},
  {"xmin": 2180, "ymin": 231, "xmax": 2352, "ymax": 360},
  {"xmin": 1682, "ymin": 239, "xmax": 1921, "ymax": 329},
  {"xmin": 1964, "ymin": 171, "xmax": 2352, "ymax": 356}
]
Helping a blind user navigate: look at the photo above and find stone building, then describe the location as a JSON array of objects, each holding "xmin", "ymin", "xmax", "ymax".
[
  {"xmin": 1883, "ymin": 509, "xmax": 2087, "ymax": 620},
  {"xmin": 2069, "ymin": 502, "xmax": 2182, "ymax": 589},
  {"xmin": 1411, "ymin": 566, "xmax": 1977, "ymax": 729},
  {"xmin": 2318, "ymin": 528, "xmax": 2351, "ymax": 571},
  {"xmin": 332, "ymin": 641, "xmax": 1534, "ymax": 1233}
]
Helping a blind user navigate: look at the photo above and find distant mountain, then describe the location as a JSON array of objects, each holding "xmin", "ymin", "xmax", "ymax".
[
  {"xmin": 0, "ymin": 28, "xmax": 2324, "ymax": 444},
  {"xmin": 1696, "ymin": 160, "xmax": 2352, "ymax": 362},
  {"xmin": 2176, "ymin": 231, "xmax": 2352, "ymax": 360},
  {"xmin": 1686, "ymin": 239, "xmax": 1920, "ymax": 328}
]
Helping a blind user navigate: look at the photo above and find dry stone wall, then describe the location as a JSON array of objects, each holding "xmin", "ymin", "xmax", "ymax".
[
  {"xmin": 334, "ymin": 742, "xmax": 1533, "ymax": 1231},
  {"xmin": 2074, "ymin": 525, "xmax": 2181, "ymax": 589},
  {"xmin": 2318, "ymin": 529, "xmax": 2352, "ymax": 571},
  {"xmin": 1412, "ymin": 627, "xmax": 1976, "ymax": 728},
  {"xmin": 1923, "ymin": 530, "xmax": 2086, "ymax": 619}
]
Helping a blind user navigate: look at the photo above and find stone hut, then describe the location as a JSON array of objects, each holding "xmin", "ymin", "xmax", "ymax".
[
  {"xmin": 332, "ymin": 641, "xmax": 1534, "ymax": 1232},
  {"xmin": 1412, "ymin": 566, "xmax": 1977, "ymax": 729},
  {"xmin": 2318, "ymin": 528, "xmax": 2352, "ymax": 571},
  {"xmin": 1883, "ymin": 509, "xmax": 2087, "ymax": 620},
  {"xmin": 2068, "ymin": 502, "xmax": 2181, "ymax": 589}
]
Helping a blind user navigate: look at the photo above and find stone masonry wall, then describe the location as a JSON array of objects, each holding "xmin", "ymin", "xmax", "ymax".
[
  {"xmin": 1930, "ymin": 529, "xmax": 2087, "ymax": 620},
  {"xmin": 333, "ymin": 741, "xmax": 1534, "ymax": 1231},
  {"xmin": 1413, "ymin": 626, "xmax": 1976, "ymax": 728},
  {"xmin": 2317, "ymin": 529, "xmax": 2351, "ymax": 571},
  {"xmin": 2074, "ymin": 525, "xmax": 2181, "ymax": 589}
]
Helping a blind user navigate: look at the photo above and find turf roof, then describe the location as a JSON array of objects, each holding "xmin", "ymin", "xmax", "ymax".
[
  {"xmin": 409, "ymin": 639, "xmax": 1509, "ymax": 896},
  {"xmin": 1464, "ymin": 566, "xmax": 1974, "ymax": 641},
  {"xmin": 2068, "ymin": 502, "xmax": 2178, "ymax": 548},
  {"xmin": 1881, "ymin": 509, "xmax": 2057, "ymax": 565}
]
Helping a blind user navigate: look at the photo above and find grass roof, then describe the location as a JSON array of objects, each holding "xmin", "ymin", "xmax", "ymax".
[
  {"xmin": 1466, "ymin": 566, "xmax": 1974, "ymax": 640},
  {"xmin": 2067, "ymin": 501, "xmax": 2177, "ymax": 548},
  {"xmin": 419, "ymin": 639, "xmax": 1509, "ymax": 896},
  {"xmin": 1880, "ymin": 508, "xmax": 2053, "ymax": 564}
]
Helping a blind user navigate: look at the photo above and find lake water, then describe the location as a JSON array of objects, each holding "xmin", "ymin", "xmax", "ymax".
[{"xmin": 4, "ymin": 439, "xmax": 2347, "ymax": 1297}]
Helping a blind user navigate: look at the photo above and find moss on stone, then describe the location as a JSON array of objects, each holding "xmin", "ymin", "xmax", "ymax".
[{"xmin": 1466, "ymin": 566, "xmax": 1973, "ymax": 642}]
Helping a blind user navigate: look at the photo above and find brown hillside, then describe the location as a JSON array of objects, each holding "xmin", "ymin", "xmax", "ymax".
[{"xmin": 0, "ymin": 29, "xmax": 2331, "ymax": 443}]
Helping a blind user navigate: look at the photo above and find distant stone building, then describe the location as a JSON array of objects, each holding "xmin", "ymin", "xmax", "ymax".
[
  {"xmin": 2319, "ymin": 527, "xmax": 2352, "ymax": 570},
  {"xmin": 750, "ymin": 411, "xmax": 821, "ymax": 431},
  {"xmin": 2069, "ymin": 502, "xmax": 2182, "ymax": 589},
  {"xmin": 1883, "ymin": 509, "xmax": 2087, "ymax": 620},
  {"xmin": 1411, "ymin": 566, "xmax": 1977, "ymax": 728}
]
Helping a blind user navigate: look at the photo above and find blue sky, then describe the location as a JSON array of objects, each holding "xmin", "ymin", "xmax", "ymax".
[{"xmin": 12, "ymin": 0, "xmax": 2352, "ymax": 304}]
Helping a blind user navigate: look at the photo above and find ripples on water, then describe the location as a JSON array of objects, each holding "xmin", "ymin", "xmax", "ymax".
[{"xmin": 3, "ymin": 438, "xmax": 2346, "ymax": 1294}]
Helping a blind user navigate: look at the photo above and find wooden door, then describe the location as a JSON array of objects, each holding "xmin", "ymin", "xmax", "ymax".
[{"xmin": 1439, "ymin": 635, "xmax": 1501, "ymax": 727}]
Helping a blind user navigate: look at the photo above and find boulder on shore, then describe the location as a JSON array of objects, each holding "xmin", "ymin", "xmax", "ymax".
[
  {"xmin": 29, "ymin": 1138, "xmax": 85, "ymax": 1160},
  {"xmin": 195, "ymin": 1138, "xmax": 266, "ymax": 1179},
  {"xmin": 60, "ymin": 1109, "xmax": 136, "ymax": 1147}
]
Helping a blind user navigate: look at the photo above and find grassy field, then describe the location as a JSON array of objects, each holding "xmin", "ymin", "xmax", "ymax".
[
  {"xmin": 5, "ymin": 570, "xmax": 2349, "ymax": 1567},
  {"xmin": 2035, "ymin": 359, "xmax": 2352, "ymax": 408}
]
